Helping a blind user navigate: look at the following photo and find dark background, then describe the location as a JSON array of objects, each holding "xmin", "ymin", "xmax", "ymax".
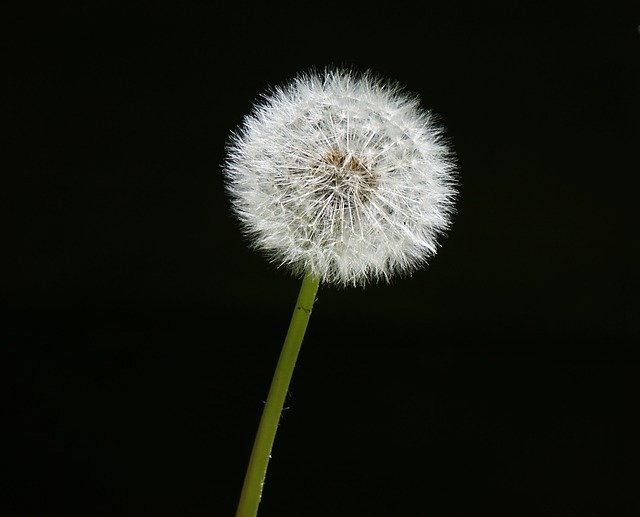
[{"xmin": 5, "ymin": 2, "xmax": 640, "ymax": 516}]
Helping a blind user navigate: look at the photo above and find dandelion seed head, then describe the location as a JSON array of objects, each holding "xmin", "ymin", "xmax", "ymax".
[{"xmin": 224, "ymin": 68, "xmax": 457, "ymax": 286}]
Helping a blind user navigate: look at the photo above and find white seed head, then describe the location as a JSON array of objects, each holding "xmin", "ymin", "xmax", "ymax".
[{"xmin": 224, "ymin": 69, "xmax": 457, "ymax": 286}]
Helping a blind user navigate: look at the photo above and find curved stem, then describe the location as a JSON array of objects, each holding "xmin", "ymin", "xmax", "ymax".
[{"xmin": 236, "ymin": 273, "xmax": 320, "ymax": 517}]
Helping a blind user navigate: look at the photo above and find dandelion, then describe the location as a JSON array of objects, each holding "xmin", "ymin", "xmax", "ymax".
[
  {"xmin": 226, "ymin": 68, "xmax": 457, "ymax": 517},
  {"xmin": 225, "ymin": 69, "xmax": 456, "ymax": 287}
]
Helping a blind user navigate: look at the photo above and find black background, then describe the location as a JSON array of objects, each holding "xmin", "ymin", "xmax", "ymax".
[{"xmin": 5, "ymin": 2, "xmax": 640, "ymax": 516}]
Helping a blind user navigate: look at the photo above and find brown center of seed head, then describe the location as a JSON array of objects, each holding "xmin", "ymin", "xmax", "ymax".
[
  {"xmin": 322, "ymin": 148, "xmax": 367, "ymax": 172},
  {"xmin": 318, "ymin": 148, "xmax": 378, "ymax": 203}
]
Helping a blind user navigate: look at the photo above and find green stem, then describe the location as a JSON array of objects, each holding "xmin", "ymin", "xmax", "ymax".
[{"xmin": 236, "ymin": 273, "xmax": 320, "ymax": 517}]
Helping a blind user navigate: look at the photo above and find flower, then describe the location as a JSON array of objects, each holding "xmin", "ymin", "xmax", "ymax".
[{"xmin": 224, "ymin": 68, "xmax": 457, "ymax": 286}]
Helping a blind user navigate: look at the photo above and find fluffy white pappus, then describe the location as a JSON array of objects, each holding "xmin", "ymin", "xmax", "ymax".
[{"xmin": 224, "ymin": 69, "xmax": 457, "ymax": 286}]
